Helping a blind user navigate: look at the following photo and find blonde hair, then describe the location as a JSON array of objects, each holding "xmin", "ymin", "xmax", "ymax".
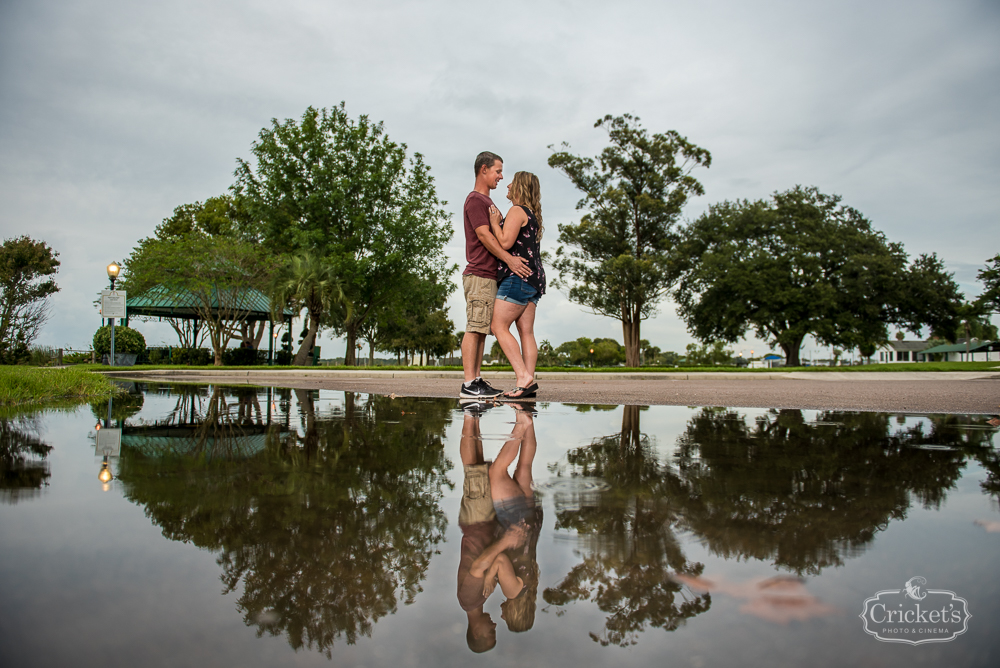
[{"xmin": 509, "ymin": 171, "xmax": 543, "ymax": 242}]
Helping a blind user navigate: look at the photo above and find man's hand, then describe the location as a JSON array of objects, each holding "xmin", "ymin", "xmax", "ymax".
[
  {"xmin": 505, "ymin": 254, "xmax": 531, "ymax": 279},
  {"xmin": 474, "ymin": 224, "xmax": 531, "ymax": 279}
]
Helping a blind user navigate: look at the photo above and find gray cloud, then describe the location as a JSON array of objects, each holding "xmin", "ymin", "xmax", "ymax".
[{"xmin": 1, "ymin": 0, "xmax": 997, "ymax": 356}]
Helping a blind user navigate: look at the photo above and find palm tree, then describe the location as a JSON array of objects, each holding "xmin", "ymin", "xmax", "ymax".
[{"xmin": 270, "ymin": 253, "xmax": 348, "ymax": 366}]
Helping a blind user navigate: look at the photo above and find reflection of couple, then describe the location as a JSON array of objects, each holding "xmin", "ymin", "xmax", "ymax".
[
  {"xmin": 460, "ymin": 151, "xmax": 546, "ymax": 401},
  {"xmin": 457, "ymin": 404, "xmax": 541, "ymax": 652}
]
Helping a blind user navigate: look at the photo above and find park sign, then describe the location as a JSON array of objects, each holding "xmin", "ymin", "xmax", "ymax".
[{"xmin": 101, "ymin": 290, "xmax": 126, "ymax": 319}]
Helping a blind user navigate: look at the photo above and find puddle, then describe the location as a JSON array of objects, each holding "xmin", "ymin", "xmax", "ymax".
[{"xmin": 1, "ymin": 384, "xmax": 998, "ymax": 666}]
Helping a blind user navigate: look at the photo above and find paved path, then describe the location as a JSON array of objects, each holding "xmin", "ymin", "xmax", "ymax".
[{"xmin": 105, "ymin": 369, "xmax": 1000, "ymax": 414}]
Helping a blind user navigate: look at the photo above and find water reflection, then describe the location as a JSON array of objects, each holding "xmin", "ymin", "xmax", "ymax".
[
  {"xmin": 5, "ymin": 386, "xmax": 996, "ymax": 663},
  {"xmin": 0, "ymin": 412, "xmax": 52, "ymax": 503},
  {"xmin": 457, "ymin": 401, "xmax": 543, "ymax": 652},
  {"xmin": 544, "ymin": 405, "xmax": 712, "ymax": 647},
  {"xmin": 543, "ymin": 406, "xmax": 998, "ymax": 645},
  {"xmin": 113, "ymin": 386, "xmax": 453, "ymax": 657}
]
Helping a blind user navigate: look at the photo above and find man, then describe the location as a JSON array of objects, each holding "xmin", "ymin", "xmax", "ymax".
[{"xmin": 460, "ymin": 151, "xmax": 530, "ymax": 399}]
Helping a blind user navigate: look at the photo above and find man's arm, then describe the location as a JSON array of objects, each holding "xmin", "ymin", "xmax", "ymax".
[{"xmin": 475, "ymin": 225, "xmax": 531, "ymax": 279}]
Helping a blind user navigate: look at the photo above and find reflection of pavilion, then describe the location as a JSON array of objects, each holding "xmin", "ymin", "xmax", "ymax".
[
  {"xmin": 122, "ymin": 424, "xmax": 273, "ymax": 459},
  {"xmin": 120, "ymin": 387, "xmax": 287, "ymax": 461}
]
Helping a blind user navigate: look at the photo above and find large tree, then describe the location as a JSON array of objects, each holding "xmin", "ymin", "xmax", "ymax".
[
  {"xmin": 126, "ymin": 196, "xmax": 269, "ymax": 350},
  {"xmin": 548, "ymin": 114, "xmax": 711, "ymax": 366},
  {"xmin": 233, "ymin": 104, "xmax": 452, "ymax": 365},
  {"xmin": 122, "ymin": 233, "xmax": 275, "ymax": 365},
  {"xmin": 673, "ymin": 186, "xmax": 962, "ymax": 366},
  {"xmin": 976, "ymin": 253, "xmax": 1000, "ymax": 315},
  {"xmin": 0, "ymin": 236, "xmax": 60, "ymax": 364}
]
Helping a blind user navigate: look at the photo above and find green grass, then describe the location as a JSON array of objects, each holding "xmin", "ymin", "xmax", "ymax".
[
  {"xmin": 80, "ymin": 360, "xmax": 1000, "ymax": 373},
  {"xmin": 0, "ymin": 366, "xmax": 125, "ymax": 408}
]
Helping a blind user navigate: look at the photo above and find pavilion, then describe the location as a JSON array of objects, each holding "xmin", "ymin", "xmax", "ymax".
[{"xmin": 124, "ymin": 284, "xmax": 294, "ymax": 364}]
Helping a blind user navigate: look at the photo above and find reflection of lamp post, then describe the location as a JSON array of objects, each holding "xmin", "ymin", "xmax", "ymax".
[
  {"xmin": 106, "ymin": 262, "xmax": 120, "ymax": 367},
  {"xmin": 95, "ymin": 394, "xmax": 118, "ymax": 490},
  {"xmin": 589, "ymin": 348, "xmax": 595, "ymax": 368}
]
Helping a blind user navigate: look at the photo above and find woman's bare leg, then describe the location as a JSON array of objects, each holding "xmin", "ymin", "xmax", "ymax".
[
  {"xmin": 512, "ymin": 411, "xmax": 536, "ymax": 497},
  {"xmin": 489, "ymin": 423, "xmax": 526, "ymax": 501},
  {"xmin": 491, "ymin": 299, "xmax": 533, "ymax": 387},
  {"xmin": 514, "ymin": 302, "xmax": 538, "ymax": 382}
]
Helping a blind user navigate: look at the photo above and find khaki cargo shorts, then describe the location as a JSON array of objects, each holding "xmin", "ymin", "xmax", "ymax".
[
  {"xmin": 463, "ymin": 274, "xmax": 498, "ymax": 335},
  {"xmin": 459, "ymin": 463, "xmax": 495, "ymax": 526}
]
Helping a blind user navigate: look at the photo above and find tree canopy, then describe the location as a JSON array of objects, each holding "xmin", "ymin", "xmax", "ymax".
[
  {"xmin": 233, "ymin": 104, "xmax": 453, "ymax": 365},
  {"xmin": 0, "ymin": 236, "xmax": 60, "ymax": 364},
  {"xmin": 122, "ymin": 233, "xmax": 275, "ymax": 365},
  {"xmin": 270, "ymin": 253, "xmax": 347, "ymax": 366},
  {"xmin": 672, "ymin": 186, "xmax": 962, "ymax": 366},
  {"xmin": 976, "ymin": 254, "xmax": 1000, "ymax": 316},
  {"xmin": 549, "ymin": 114, "xmax": 711, "ymax": 366}
]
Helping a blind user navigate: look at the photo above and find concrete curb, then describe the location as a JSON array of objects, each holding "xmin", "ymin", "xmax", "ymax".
[{"xmin": 101, "ymin": 368, "xmax": 1000, "ymax": 382}]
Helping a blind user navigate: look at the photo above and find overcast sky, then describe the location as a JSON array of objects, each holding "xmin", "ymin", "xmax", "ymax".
[{"xmin": 2, "ymin": 0, "xmax": 997, "ymax": 359}]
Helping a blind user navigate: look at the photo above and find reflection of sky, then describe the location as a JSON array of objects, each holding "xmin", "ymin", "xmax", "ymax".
[{"xmin": 1, "ymin": 390, "xmax": 998, "ymax": 667}]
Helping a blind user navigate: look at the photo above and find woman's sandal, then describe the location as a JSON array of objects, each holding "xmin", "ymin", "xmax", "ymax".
[{"xmin": 503, "ymin": 382, "xmax": 538, "ymax": 399}]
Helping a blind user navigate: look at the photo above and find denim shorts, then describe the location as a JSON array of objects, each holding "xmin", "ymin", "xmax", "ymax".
[
  {"xmin": 493, "ymin": 493, "xmax": 536, "ymax": 529},
  {"xmin": 496, "ymin": 275, "xmax": 539, "ymax": 306}
]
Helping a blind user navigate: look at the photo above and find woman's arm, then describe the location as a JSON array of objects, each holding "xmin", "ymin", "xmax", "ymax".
[
  {"xmin": 494, "ymin": 553, "xmax": 525, "ymax": 598},
  {"xmin": 490, "ymin": 205, "xmax": 528, "ymax": 251}
]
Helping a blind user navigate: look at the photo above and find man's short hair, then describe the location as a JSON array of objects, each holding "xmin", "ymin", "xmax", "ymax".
[{"xmin": 474, "ymin": 151, "xmax": 503, "ymax": 176}]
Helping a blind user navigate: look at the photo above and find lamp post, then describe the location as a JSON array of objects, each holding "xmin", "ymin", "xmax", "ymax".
[
  {"xmin": 589, "ymin": 347, "xmax": 595, "ymax": 368},
  {"xmin": 106, "ymin": 262, "xmax": 120, "ymax": 367}
]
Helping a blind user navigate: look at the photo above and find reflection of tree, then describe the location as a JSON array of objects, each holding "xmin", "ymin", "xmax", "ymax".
[
  {"xmin": 0, "ymin": 413, "xmax": 53, "ymax": 503},
  {"xmin": 115, "ymin": 390, "xmax": 454, "ymax": 657},
  {"xmin": 89, "ymin": 384, "xmax": 144, "ymax": 423},
  {"xmin": 893, "ymin": 413, "xmax": 999, "ymax": 499},
  {"xmin": 544, "ymin": 405, "xmax": 711, "ymax": 647},
  {"xmin": 671, "ymin": 408, "xmax": 970, "ymax": 574},
  {"xmin": 545, "ymin": 406, "xmax": 991, "ymax": 644}
]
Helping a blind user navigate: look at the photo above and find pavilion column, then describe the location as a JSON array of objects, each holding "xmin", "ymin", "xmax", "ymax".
[{"xmin": 268, "ymin": 320, "xmax": 275, "ymax": 365}]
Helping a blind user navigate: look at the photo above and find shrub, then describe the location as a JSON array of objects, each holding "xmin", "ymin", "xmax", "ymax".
[
  {"xmin": 275, "ymin": 350, "xmax": 293, "ymax": 365},
  {"xmin": 170, "ymin": 347, "xmax": 212, "ymax": 365},
  {"xmin": 27, "ymin": 346, "xmax": 58, "ymax": 366},
  {"xmin": 93, "ymin": 326, "xmax": 146, "ymax": 355},
  {"xmin": 222, "ymin": 347, "xmax": 266, "ymax": 366}
]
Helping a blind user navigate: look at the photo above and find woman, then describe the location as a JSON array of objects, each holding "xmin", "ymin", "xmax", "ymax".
[{"xmin": 489, "ymin": 171, "xmax": 545, "ymax": 399}]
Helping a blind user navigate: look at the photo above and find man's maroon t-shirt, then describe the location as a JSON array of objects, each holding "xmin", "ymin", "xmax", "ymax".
[{"xmin": 463, "ymin": 191, "xmax": 498, "ymax": 279}]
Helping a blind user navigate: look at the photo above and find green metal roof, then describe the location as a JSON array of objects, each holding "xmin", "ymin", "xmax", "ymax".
[
  {"xmin": 920, "ymin": 341, "xmax": 996, "ymax": 355},
  {"xmin": 127, "ymin": 284, "xmax": 293, "ymax": 321}
]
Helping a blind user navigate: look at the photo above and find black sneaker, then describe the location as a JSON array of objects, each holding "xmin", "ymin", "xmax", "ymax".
[
  {"xmin": 460, "ymin": 399, "xmax": 494, "ymax": 416},
  {"xmin": 459, "ymin": 378, "xmax": 502, "ymax": 399},
  {"xmin": 479, "ymin": 378, "xmax": 502, "ymax": 395}
]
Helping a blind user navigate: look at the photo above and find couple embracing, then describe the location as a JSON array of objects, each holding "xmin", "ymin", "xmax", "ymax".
[{"xmin": 460, "ymin": 151, "xmax": 546, "ymax": 401}]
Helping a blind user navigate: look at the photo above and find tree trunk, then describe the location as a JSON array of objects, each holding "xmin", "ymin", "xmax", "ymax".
[
  {"xmin": 239, "ymin": 320, "xmax": 266, "ymax": 349},
  {"xmin": 779, "ymin": 334, "xmax": 805, "ymax": 367},
  {"xmin": 293, "ymin": 312, "xmax": 319, "ymax": 366},
  {"xmin": 211, "ymin": 325, "xmax": 224, "ymax": 366},
  {"xmin": 344, "ymin": 323, "xmax": 357, "ymax": 366},
  {"xmin": 620, "ymin": 404, "xmax": 640, "ymax": 453},
  {"xmin": 622, "ymin": 318, "xmax": 641, "ymax": 367}
]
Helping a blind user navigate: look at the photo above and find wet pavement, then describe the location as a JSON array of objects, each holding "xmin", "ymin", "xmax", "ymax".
[{"xmin": 106, "ymin": 369, "xmax": 1000, "ymax": 414}]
